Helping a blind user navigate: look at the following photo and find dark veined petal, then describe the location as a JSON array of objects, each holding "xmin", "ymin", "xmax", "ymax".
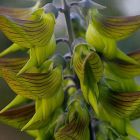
[
  {"xmin": 72, "ymin": 42, "xmax": 103, "ymax": 113},
  {"xmin": 0, "ymin": 57, "xmax": 27, "ymax": 71},
  {"xmin": 99, "ymin": 85, "xmax": 140, "ymax": 119},
  {"xmin": 55, "ymin": 93, "xmax": 90, "ymax": 140},
  {"xmin": 105, "ymin": 61, "xmax": 140, "ymax": 78},
  {"xmin": 128, "ymin": 49, "xmax": 140, "ymax": 63},
  {"xmin": 104, "ymin": 61, "xmax": 139, "ymax": 92},
  {"xmin": 0, "ymin": 8, "xmax": 55, "ymax": 49},
  {"xmin": 0, "ymin": 103, "xmax": 34, "ymax": 129},
  {"xmin": 0, "ymin": 1, "xmax": 40, "ymax": 19},
  {"xmin": 89, "ymin": 9, "xmax": 140, "ymax": 40},
  {"xmin": 2, "ymin": 66, "xmax": 62, "ymax": 100},
  {"xmin": 103, "ymin": 50, "xmax": 140, "ymax": 78},
  {"xmin": 73, "ymin": 43, "xmax": 103, "ymax": 82}
]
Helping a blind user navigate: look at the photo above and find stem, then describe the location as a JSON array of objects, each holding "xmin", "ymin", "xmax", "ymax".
[
  {"xmin": 90, "ymin": 119, "xmax": 96, "ymax": 140},
  {"xmin": 62, "ymin": 0, "xmax": 75, "ymax": 54}
]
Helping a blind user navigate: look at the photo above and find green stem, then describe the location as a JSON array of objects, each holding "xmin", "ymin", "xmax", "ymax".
[{"xmin": 63, "ymin": 0, "xmax": 74, "ymax": 54}]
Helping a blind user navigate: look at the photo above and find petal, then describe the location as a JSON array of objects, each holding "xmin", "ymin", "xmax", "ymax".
[
  {"xmin": 55, "ymin": 93, "xmax": 90, "ymax": 140},
  {"xmin": 0, "ymin": 1, "xmax": 40, "ymax": 19},
  {"xmin": 99, "ymin": 85, "xmax": 140, "ymax": 119},
  {"xmin": 89, "ymin": 9, "xmax": 140, "ymax": 40},
  {"xmin": 106, "ymin": 61, "xmax": 140, "ymax": 78},
  {"xmin": 22, "ymin": 87, "xmax": 64, "ymax": 130},
  {"xmin": 0, "ymin": 95, "xmax": 31, "ymax": 113},
  {"xmin": 104, "ymin": 62, "xmax": 138, "ymax": 92},
  {"xmin": 73, "ymin": 42, "xmax": 103, "ymax": 104},
  {"xmin": 0, "ymin": 104, "xmax": 34, "ymax": 129},
  {"xmin": 2, "ymin": 66, "xmax": 62, "ymax": 100},
  {"xmin": 0, "ymin": 57, "xmax": 27, "ymax": 76},
  {"xmin": 0, "ymin": 8, "xmax": 55, "ymax": 49},
  {"xmin": 73, "ymin": 43, "xmax": 103, "ymax": 82}
]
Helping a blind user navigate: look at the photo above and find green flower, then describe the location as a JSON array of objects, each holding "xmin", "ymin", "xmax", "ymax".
[
  {"xmin": 55, "ymin": 91, "xmax": 90, "ymax": 140},
  {"xmin": 0, "ymin": 3, "xmax": 56, "ymax": 74},
  {"xmin": 86, "ymin": 9, "xmax": 140, "ymax": 64}
]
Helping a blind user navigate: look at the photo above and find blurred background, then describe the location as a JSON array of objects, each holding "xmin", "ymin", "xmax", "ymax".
[{"xmin": 0, "ymin": 0, "xmax": 140, "ymax": 139}]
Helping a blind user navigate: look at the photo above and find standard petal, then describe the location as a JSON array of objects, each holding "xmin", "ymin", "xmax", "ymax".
[
  {"xmin": 2, "ymin": 66, "xmax": 62, "ymax": 100},
  {"xmin": 89, "ymin": 9, "xmax": 140, "ymax": 40},
  {"xmin": 0, "ymin": 104, "xmax": 34, "ymax": 129},
  {"xmin": 0, "ymin": 8, "xmax": 55, "ymax": 49},
  {"xmin": 73, "ymin": 42, "xmax": 103, "ymax": 110},
  {"xmin": 0, "ymin": 1, "xmax": 40, "ymax": 19}
]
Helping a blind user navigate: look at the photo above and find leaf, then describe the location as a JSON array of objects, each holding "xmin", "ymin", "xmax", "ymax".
[
  {"xmin": 2, "ymin": 66, "xmax": 62, "ymax": 100},
  {"xmin": 89, "ymin": 9, "xmax": 140, "ymax": 40},
  {"xmin": 0, "ymin": 103, "xmax": 34, "ymax": 129}
]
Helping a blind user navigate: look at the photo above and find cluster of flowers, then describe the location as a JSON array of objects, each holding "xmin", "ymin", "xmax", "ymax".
[{"xmin": 0, "ymin": 0, "xmax": 140, "ymax": 139}]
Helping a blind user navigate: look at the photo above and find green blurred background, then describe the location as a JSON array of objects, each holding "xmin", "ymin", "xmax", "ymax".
[{"xmin": 0, "ymin": 0, "xmax": 140, "ymax": 139}]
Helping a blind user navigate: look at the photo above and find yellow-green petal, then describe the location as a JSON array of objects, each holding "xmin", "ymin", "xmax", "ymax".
[
  {"xmin": 2, "ymin": 66, "xmax": 62, "ymax": 100},
  {"xmin": 89, "ymin": 9, "xmax": 140, "ymax": 40},
  {"xmin": 0, "ymin": 104, "xmax": 34, "ymax": 129},
  {"xmin": 22, "ymin": 87, "xmax": 64, "ymax": 130}
]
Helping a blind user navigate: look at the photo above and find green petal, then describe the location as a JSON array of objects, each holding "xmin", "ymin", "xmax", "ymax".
[
  {"xmin": 89, "ymin": 9, "xmax": 140, "ymax": 40},
  {"xmin": 0, "ymin": 104, "xmax": 34, "ymax": 129},
  {"xmin": 0, "ymin": 7, "xmax": 56, "ymax": 74},
  {"xmin": 22, "ymin": 87, "xmax": 64, "ymax": 130},
  {"xmin": 0, "ymin": 43, "xmax": 27, "ymax": 57},
  {"xmin": 55, "ymin": 93, "xmax": 90, "ymax": 140},
  {"xmin": 128, "ymin": 50, "xmax": 140, "ymax": 62},
  {"xmin": 0, "ymin": 57, "xmax": 27, "ymax": 76},
  {"xmin": 104, "ymin": 62, "xmax": 139, "ymax": 92},
  {"xmin": 98, "ymin": 85, "xmax": 140, "ymax": 137},
  {"xmin": 17, "ymin": 34, "xmax": 56, "ymax": 75},
  {"xmin": 73, "ymin": 43, "xmax": 103, "ymax": 82},
  {"xmin": 105, "ymin": 60, "xmax": 140, "ymax": 78},
  {"xmin": 2, "ymin": 66, "xmax": 62, "ymax": 100},
  {"xmin": 99, "ymin": 85, "xmax": 140, "ymax": 118},
  {"xmin": 0, "ymin": 1, "xmax": 40, "ymax": 19},
  {"xmin": 73, "ymin": 43, "xmax": 103, "ymax": 113},
  {"xmin": 0, "ymin": 95, "xmax": 31, "ymax": 113},
  {"xmin": 86, "ymin": 9, "xmax": 140, "ymax": 64},
  {"xmin": 0, "ymin": 8, "xmax": 55, "ymax": 49}
]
